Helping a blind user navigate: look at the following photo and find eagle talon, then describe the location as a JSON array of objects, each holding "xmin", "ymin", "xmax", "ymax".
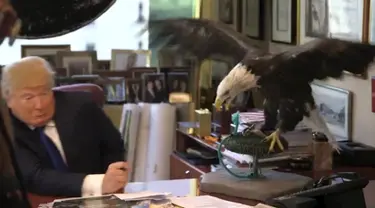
[{"xmin": 262, "ymin": 129, "xmax": 284, "ymax": 152}]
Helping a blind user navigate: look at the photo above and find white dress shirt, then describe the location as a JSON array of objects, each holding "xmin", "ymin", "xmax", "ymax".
[{"xmin": 41, "ymin": 121, "xmax": 105, "ymax": 197}]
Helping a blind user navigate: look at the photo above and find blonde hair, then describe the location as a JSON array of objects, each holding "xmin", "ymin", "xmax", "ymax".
[{"xmin": 1, "ymin": 56, "xmax": 55, "ymax": 98}]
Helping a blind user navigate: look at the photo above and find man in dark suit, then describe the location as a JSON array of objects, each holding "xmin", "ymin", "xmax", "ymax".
[{"xmin": 2, "ymin": 56, "xmax": 128, "ymax": 197}]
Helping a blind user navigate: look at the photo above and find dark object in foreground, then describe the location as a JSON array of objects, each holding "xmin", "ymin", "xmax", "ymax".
[{"xmin": 267, "ymin": 173, "xmax": 368, "ymax": 208}]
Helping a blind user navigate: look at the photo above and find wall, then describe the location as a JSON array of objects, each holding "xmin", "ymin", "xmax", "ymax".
[{"xmin": 204, "ymin": 0, "xmax": 375, "ymax": 147}]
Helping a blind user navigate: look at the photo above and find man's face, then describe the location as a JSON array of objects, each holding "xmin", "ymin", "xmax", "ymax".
[
  {"xmin": 155, "ymin": 80, "xmax": 161, "ymax": 89},
  {"xmin": 7, "ymin": 84, "xmax": 55, "ymax": 127},
  {"xmin": 147, "ymin": 81, "xmax": 153, "ymax": 89}
]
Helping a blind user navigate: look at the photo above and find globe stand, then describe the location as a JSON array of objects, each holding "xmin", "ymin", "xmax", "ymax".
[{"xmin": 218, "ymin": 132, "xmax": 269, "ymax": 179}]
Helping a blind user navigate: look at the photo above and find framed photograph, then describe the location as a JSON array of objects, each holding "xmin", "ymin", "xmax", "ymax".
[
  {"xmin": 241, "ymin": 0, "xmax": 264, "ymax": 39},
  {"xmin": 301, "ymin": 0, "xmax": 368, "ymax": 43},
  {"xmin": 97, "ymin": 60, "xmax": 110, "ymax": 70},
  {"xmin": 167, "ymin": 72, "xmax": 189, "ymax": 93},
  {"xmin": 126, "ymin": 78, "xmax": 142, "ymax": 103},
  {"xmin": 111, "ymin": 49, "xmax": 151, "ymax": 71},
  {"xmin": 311, "ymin": 82, "xmax": 352, "ymax": 141},
  {"xmin": 104, "ymin": 77, "xmax": 126, "ymax": 103},
  {"xmin": 142, "ymin": 73, "xmax": 165, "ymax": 103},
  {"xmin": 218, "ymin": 0, "xmax": 233, "ymax": 24},
  {"xmin": 56, "ymin": 51, "xmax": 97, "ymax": 77},
  {"xmin": 368, "ymin": 0, "xmax": 375, "ymax": 44},
  {"xmin": 129, "ymin": 67, "xmax": 158, "ymax": 78},
  {"xmin": 21, "ymin": 45, "xmax": 71, "ymax": 67},
  {"xmin": 271, "ymin": 0, "xmax": 297, "ymax": 44},
  {"xmin": 326, "ymin": 0, "xmax": 367, "ymax": 41},
  {"xmin": 217, "ymin": 0, "xmax": 239, "ymax": 30}
]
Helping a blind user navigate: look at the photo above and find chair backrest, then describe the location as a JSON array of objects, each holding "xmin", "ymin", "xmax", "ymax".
[{"xmin": 53, "ymin": 83, "xmax": 105, "ymax": 107}]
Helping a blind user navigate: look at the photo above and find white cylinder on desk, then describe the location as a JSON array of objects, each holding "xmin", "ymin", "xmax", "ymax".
[{"xmin": 145, "ymin": 103, "xmax": 176, "ymax": 181}]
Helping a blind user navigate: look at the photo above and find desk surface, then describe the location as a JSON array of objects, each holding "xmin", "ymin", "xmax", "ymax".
[{"xmin": 29, "ymin": 178, "xmax": 198, "ymax": 208}]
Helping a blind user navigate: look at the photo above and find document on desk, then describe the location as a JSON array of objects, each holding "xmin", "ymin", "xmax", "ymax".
[
  {"xmin": 114, "ymin": 191, "xmax": 171, "ymax": 201},
  {"xmin": 170, "ymin": 195, "xmax": 254, "ymax": 208}
]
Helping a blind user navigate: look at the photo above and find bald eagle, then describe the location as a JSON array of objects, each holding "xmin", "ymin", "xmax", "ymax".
[{"xmin": 145, "ymin": 18, "xmax": 375, "ymax": 152}]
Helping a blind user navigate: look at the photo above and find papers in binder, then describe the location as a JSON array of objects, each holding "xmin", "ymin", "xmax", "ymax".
[{"xmin": 114, "ymin": 191, "xmax": 171, "ymax": 201}]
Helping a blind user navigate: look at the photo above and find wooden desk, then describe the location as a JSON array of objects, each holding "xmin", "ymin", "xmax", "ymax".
[{"xmin": 28, "ymin": 179, "xmax": 198, "ymax": 208}]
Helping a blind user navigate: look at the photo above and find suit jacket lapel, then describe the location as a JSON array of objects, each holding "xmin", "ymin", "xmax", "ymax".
[{"xmin": 53, "ymin": 92, "xmax": 76, "ymax": 169}]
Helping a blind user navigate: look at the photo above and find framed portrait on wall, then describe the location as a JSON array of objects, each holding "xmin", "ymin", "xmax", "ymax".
[
  {"xmin": 111, "ymin": 49, "xmax": 151, "ymax": 71},
  {"xmin": 305, "ymin": 0, "xmax": 329, "ymax": 38},
  {"xmin": 241, "ymin": 0, "xmax": 264, "ymax": 39},
  {"xmin": 217, "ymin": 0, "xmax": 239, "ymax": 30},
  {"xmin": 218, "ymin": 0, "xmax": 233, "ymax": 24},
  {"xmin": 271, "ymin": 0, "xmax": 297, "ymax": 44},
  {"xmin": 326, "ymin": 0, "xmax": 366, "ymax": 42},
  {"xmin": 368, "ymin": 0, "xmax": 375, "ymax": 44},
  {"xmin": 311, "ymin": 82, "xmax": 352, "ymax": 141}
]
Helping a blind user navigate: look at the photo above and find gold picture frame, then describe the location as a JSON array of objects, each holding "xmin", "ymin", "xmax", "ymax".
[{"xmin": 110, "ymin": 49, "xmax": 151, "ymax": 71}]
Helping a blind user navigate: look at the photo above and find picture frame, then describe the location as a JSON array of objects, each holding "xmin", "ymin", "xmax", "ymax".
[
  {"xmin": 97, "ymin": 60, "xmax": 110, "ymax": 70},
  {"xmin": 125, "ymin": 78, "xmax": 143, "ymax": 103},
  {"xmin": 311, "ymin": 82, "xmax": 352, "ymax": 141},
  {"xmin": 218, "ymin": 0, "xmax": 234, "ymax": 24},
  {"xmin": 104, "ymin": 77, "xmax": 126, "ymax": 103},
  {"xmin": 167, "ymin": 72, "xmax": 189, "ymax": 93},
  {"xmin": 368, "ymin": 0, "xmax": 375, "ymax": 44},
  {"xmin": 110, "ymin": 49, "xmax": 151, "ymax": 71},
  {"xmin": 21, "ymin": 45, "xmax": 71, "ymax": 67},
  {"xmin": 56, "ymin": 51, "xmax": 98, "ymax": 77},
  {"xmin": 300, "ymin": 0, "xmax": 369, "ymax": 44},
  {"xmin": 129, "ymin": 67, "xmax": 158, "ymax": 78},
  {"xmin": 304, "ymin": 0, "xmax": 329, "ymax": 38},
  {"xmin": 217, "ymin": 0, "xmax": 239, "ymax": 30},
  {"xmin": 142, "ymin": 73, "xmax": 165, "ymax": 103},
  {"xmin": 271, "ymin": 0, "xmax": 297, "ymax": 44},
  {"xmin": 241, "ymin": 0, "xmax": 264, "ymax": 39}
]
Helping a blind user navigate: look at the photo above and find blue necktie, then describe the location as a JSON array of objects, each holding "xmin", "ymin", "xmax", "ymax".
[{"xmin": 39, "ymin": 128, "xmax": 68, "ymax": 172}]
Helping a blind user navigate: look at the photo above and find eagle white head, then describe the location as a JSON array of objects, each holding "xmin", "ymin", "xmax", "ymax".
[{"xmin": 214, "ymin": 63, "xmax": 259, "ymax": 111}]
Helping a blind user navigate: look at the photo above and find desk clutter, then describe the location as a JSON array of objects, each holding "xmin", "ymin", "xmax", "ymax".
[{"xmin": 41, "ymin": 191, "xmax": 276, "ymax": 208}]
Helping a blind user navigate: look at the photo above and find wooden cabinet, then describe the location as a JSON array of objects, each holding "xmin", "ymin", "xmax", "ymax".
[{"xmin": 170, "ymin": 153, "xmax": 207, "ymax": 180}]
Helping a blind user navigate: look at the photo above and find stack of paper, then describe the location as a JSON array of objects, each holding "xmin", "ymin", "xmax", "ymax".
[
  {"xmin": 114, "ymin": 191, "xmax": 171, "ymax": 201},
  {"xmin": 170, "ymin": 195, "xmax": 276, "ymax": 208}
]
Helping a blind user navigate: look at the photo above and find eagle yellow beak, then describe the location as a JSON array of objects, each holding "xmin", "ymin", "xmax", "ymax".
[
  {"xmin": 214, "ymin": 98, "xmax": 230, "ymax": 111},
  {"xmin": 214, "ymin": 98, "xmax": 223, "ymax": 111}
]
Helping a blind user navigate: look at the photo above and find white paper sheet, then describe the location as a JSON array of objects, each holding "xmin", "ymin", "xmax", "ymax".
[
  {"xmin": 170, "ymin": 195, "xmax": 255, "ymax": 208},
  {"xmin": 145, "ymin": 104, "xmax": 176, "ymax": 181},
  {"xmin": 114, "ymin": 191, "xmax": 171, "ymax": 201},
  {"xmin": 133, "ymin": 103, "xmax": 151, "ymax": 182},
  {"xmin": 119, "ymin": 104, "xmax": 141, "ymax": 182}
]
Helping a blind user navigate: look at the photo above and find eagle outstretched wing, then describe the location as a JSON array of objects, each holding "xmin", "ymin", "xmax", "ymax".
[
  {"xmin": 246, "ymin": 38, "xmax": 375, "ymax": 83},
  {"xmin": 144, "ymin": 18, "xmax": 266, "ymax": 66}
]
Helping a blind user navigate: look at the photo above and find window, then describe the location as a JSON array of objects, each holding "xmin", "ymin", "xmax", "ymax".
[{"xmin": 0, "ymin": 0, "xmax": 149, "ymax": 65}]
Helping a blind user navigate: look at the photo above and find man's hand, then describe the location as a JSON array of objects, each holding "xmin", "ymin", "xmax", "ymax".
[{"xmin": 101, "ymin": 162, "xmax": 129, "ymax": 194}]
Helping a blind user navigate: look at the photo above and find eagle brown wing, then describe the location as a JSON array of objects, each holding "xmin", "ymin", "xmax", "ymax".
[
  {"xmin": 248, "ymin": 38, "xmax": 375, "ymax": 83},
  {"xmin": 145, "ymin": 18, "xmax": 266, "ymax": 66}
]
